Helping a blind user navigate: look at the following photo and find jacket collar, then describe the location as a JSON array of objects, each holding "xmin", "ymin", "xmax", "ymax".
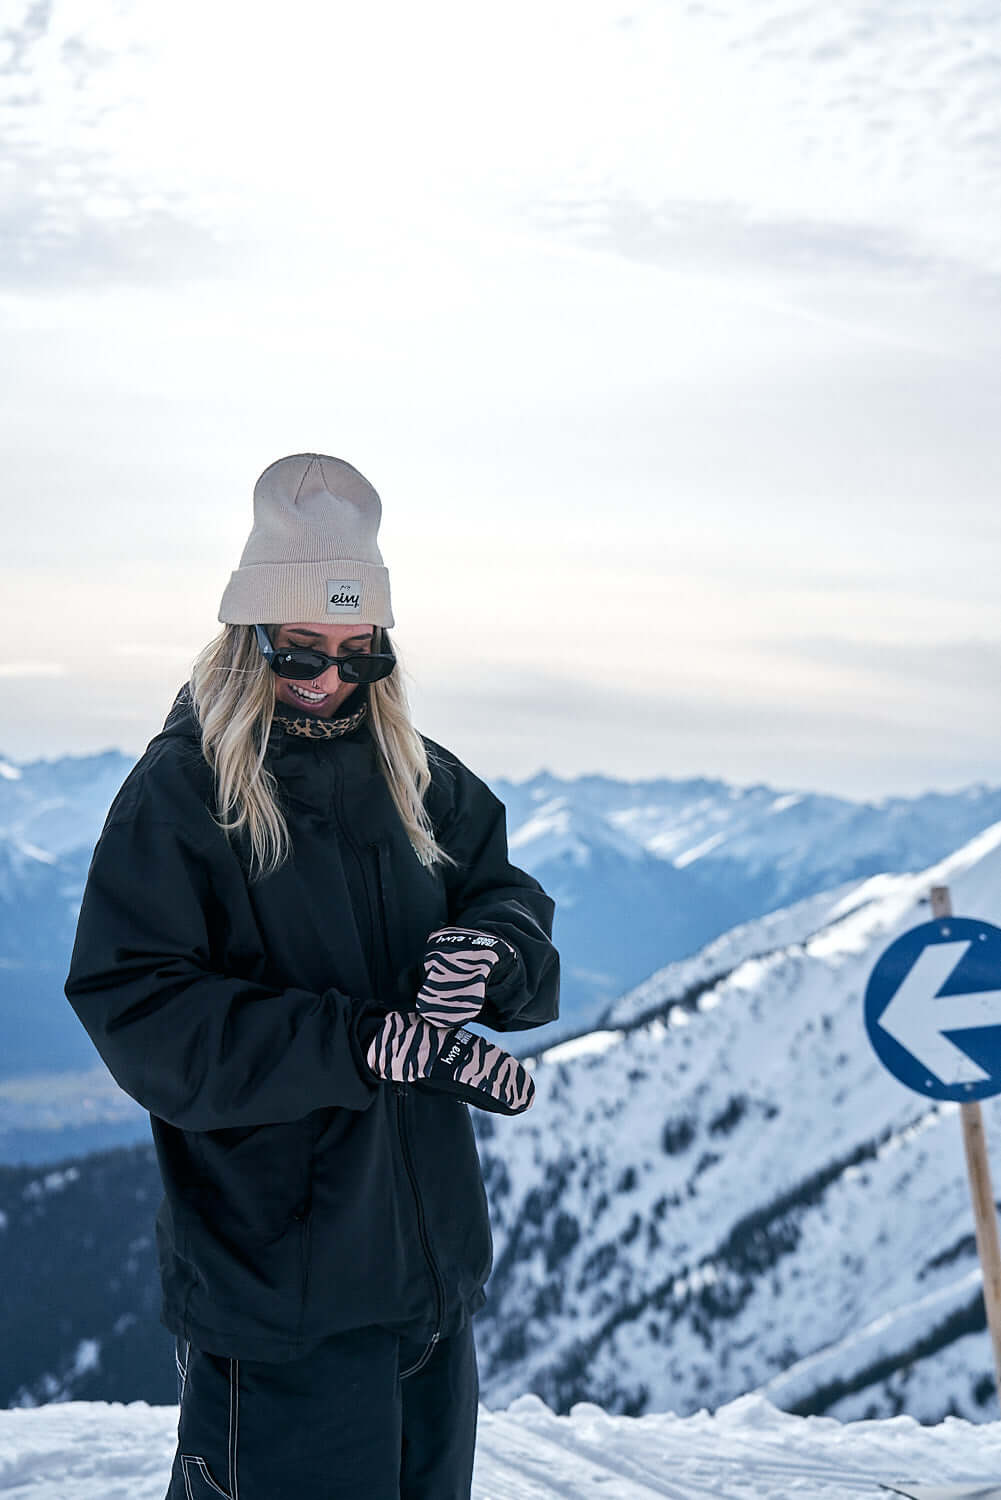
[
  {"xmin": 160, "ymin": 682, "xmax": 371, "ymax": 746},
  {"xmin": 271, "ymin": 695, "xmax": 368, "ymax": 740}
]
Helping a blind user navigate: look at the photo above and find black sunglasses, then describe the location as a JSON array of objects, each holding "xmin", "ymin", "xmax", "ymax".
[{"xmin": 254, "ymin": 624, "xmax": 397, "ymax": 684}]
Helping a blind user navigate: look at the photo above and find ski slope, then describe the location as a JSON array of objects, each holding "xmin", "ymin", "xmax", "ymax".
[{"xmin": 2, "ymin": 1392, "xmax": 1001, "ymax": 1498}]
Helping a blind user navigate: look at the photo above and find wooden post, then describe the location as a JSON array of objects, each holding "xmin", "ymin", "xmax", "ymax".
[{"xmin": 931, "ymin": 884, "xmax": 1001, "ymax": 1410}]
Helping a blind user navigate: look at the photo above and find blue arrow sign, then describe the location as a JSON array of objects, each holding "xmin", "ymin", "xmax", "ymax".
[{"xmin": 865, "ymin": 917, "xmax": 1001, "ymax": 1101}]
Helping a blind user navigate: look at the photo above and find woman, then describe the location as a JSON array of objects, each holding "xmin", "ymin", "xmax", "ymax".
[{"xmin": 64, "ymin": 453, "xmax": 560, "ymax": 1500}]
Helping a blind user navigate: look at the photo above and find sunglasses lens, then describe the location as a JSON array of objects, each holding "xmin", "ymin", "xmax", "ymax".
[
  {"xmin": 342, "ymin": 656, "xmax": 395, "ymax": 684},
  {"xmin": 272, "ymin": 650, "xmax": 395, "ymax": 684},
  {"xmin": 274, "ymin": 651, "xmax": 328, "ymax": 680}
]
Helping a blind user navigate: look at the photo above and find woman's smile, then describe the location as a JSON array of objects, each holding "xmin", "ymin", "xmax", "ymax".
[{"xmin": 272, "ymin": 621, "xmax": 371, "ymax": 716}]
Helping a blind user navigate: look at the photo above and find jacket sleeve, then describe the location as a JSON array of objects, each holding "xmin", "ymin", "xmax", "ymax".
[
  {"xmin": 427, "ymin": 742, "xmax": 560, "ymax": 1033},
  {"xmin": 64, "ymin": 763, "xmax": 380, "ymax": 1132}
]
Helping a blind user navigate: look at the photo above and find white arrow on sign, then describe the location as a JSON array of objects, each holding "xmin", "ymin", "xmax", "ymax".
[{"xmin": 877, "ymin": 941, "xmax": 1001, "ymax": 1085}]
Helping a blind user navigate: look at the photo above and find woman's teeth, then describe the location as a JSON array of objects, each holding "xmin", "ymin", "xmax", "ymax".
[{"xmin": 289, "ymin": 684, "xmax": 327, "ymax": 703}]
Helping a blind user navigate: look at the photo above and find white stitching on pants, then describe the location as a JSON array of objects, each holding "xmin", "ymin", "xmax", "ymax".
[
  {"xmin": 228, "ymin": 1359, "xmax": 240, "ymax": 1500},
  {"xmin": 176, "ymin": 1339, "xmax": 191, "ymax": 1403},
  {"xmin": 400, "ymin": 1334, "xmax": 438, "ymax": 1380},
  {"xmin": 181, "ymin": 1455, "xmax": 231, "ymax": 1498}
]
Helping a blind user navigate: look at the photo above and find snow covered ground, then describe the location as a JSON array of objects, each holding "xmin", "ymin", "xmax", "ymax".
[{"xmin": 2, "ymin": 1393, "xmax": 1001, "ymax": 1499}]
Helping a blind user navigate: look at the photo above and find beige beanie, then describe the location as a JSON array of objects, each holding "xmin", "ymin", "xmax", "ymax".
[{"xmin": 217, "ymin": 454, "xmax": 394, "ymax": 627}]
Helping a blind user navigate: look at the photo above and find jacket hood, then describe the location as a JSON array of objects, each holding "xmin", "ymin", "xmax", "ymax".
[{"xmin": 162, "ymin": 683, "xmax": 200, "ymax": 740}]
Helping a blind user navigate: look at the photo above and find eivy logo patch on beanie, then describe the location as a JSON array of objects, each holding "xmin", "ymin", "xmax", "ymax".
[{"xmin": 217, "ymin": 454, "xmax": 394, "ymax": 627}]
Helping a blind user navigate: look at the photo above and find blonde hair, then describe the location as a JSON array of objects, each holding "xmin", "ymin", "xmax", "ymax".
[{"xmin": 188, "ymin": 624, "xmax": 457, "ymax": 883}]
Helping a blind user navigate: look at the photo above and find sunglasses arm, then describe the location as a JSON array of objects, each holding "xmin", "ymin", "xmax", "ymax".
[{"xmin": 254, "ymin": 624, "xmax": 277, "ymax": 661}]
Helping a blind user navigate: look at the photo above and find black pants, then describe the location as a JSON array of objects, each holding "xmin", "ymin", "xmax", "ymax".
[{"xmin": 166, "ymin": 1324, "xmax": 479, "ymax": 1500}]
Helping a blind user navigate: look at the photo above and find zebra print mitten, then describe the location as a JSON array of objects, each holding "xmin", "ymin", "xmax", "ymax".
[
  {"xmin": 415, "ymin": 927, "xmax": 519, "ymax": 1028},
  {"xmin": 365, "ymin": 1012, "xmax": 535, "ymax": 1115}
]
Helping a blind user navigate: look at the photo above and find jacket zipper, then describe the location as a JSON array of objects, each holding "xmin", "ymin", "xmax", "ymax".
[
  {"xmin": 376, "ymin": 840, "xmax": 446, "ymax": 1374},
  {"xmin": 372, "ymin": 840, "xmax": 397, "ymax": 996},
  {"xmin": 297, "ymin": 1204, "xmax": 312, "ymax": 1344},
  {"xmin": 331, "ymin": 763, "xmax": 381, "ymax": 986},
  {"xmin": 395, "ymin": 1083, "xmax": 445, "ymax": 1377},
  {"xmin": 332, "ymin": 761, "xmax": 445, "ymax": 1371}
]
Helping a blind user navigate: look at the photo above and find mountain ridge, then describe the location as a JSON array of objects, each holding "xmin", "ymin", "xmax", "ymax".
[
  {"xmin": 469, "ymin": 819, "xmax": 1001, "ymax": 1422},
  {"xmin": 2, "ymin": 822, "xmax": 1001, "ymax": 1421},
  {"xmin": 4, "ymin": 743, "xmax": 1001, "ymax": 1092}
]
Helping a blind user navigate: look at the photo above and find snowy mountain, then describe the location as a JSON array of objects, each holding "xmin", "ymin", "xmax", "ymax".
[
  {"xmin": 5, "ymin": 1391, "xmax": 1001, "ymax": 1499},
  {"xmin": 4, "ymin": 736, "xmax": 1001, "ymax": 1169},
  {"xmin": 470, "ymin": 820, "xmax": 1001, "ymax": 1425},
  {"xmin": 0, "ymin": 750, "xmax": 135, "ymax": 860},
  {"xmin": 489, "ymin": 773, "xmax": 1001, "ymax": 1042},
  {"xmin": 5, "ymin": 738, "xmax": 1001, "ymax": 1108},
  {"xmin": 0, "ymin": 1144, "xmax": 168, "ymax": 1408},
  {"xmin": 0, "ymin": 750, "xmax": 136, "ymax": 1081},
  {"xmin": 5, "ymin": 822, "xmax": 1001, "ymax": 1426},
  {"xmin": 493, "ymin": 773, "xmax": 1001, "ymax": 902}
]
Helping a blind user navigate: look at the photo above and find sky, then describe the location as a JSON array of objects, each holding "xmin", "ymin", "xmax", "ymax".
[{"xmin": 1, "ymin": 0, "xmax": 999, "ymax": 797}]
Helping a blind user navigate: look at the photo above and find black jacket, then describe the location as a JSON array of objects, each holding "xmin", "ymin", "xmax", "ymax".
[{"xmin": 64, "ymin": 684, "xmax": 559, "ymax": 1361}]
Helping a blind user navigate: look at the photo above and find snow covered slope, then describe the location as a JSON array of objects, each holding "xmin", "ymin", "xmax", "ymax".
[
  {"xmin": 491, "ymin": 774, "xmax": 1001, "ymax": 1040},
  {"xmin": 0, "ymin": 750, "xmax": 136, "ymax": 1081},
  {"xmin": 4, "ymin": 744, "xmax": 1001, "ymax": 1091},
  {"xmin": 3, "ymin": 1392, "xmax": 1001, "ymax": 1499},
  {"xmin": 5, "ymin": 826, "xmax": 1001, "ymax": 1426},
  {"xmin": 473, "ymin": 821, "xmax": 1001, "ymax": 1424},
  {"xmin": 0, "ymin": 750, "xmax": 134, "ymax": 861},
  {"xmin": 494, "ymin": 774, "xmax": 1001, "ymax": 901}
]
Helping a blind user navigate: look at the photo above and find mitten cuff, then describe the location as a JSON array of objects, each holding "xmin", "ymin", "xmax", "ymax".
[
  {"xmin": 350, "ymin": 1005, "xmax": 392, "ymax": 1085},
  {"xmin": 474, "ymin": 931, "xmax": 522, "ymax": 996}
]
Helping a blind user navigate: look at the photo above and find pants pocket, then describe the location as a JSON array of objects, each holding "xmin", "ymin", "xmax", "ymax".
[
  {"xmin": 168, "ymin": 1347, "xmax": 239, "ymax": 1500},
  {"xmin": 180, "ymin": 1454, "xmax": 234, "ymax": 1499}
]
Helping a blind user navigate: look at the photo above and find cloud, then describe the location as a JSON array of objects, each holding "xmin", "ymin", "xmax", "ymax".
[
  {"xmin": 766, "ymin": 636, "xmax": 1001, "ymax": 695},
  {"xmin": 537, "ymin": 0, "xmax": 1001, "ymax": 290},
  {"xmin": 110, "ymin": 644, "xmax": 204, "ymax": 661},
  {"xmin": 5, "ymin": 0, "xmax": 1000, "ymax": 297},
  {"xmin": 1, "ymin": 0, "xmax": 997, "ymax": 805},
  {"xmin": 0, "ymin": 1, "xmax": 223, "ymax": 287},
  {"xmin": 413, "ymin": 659, "xmax": 1001, "ymax": 797},
  {"xmin": 0, "ymin": 661, "xmax": 67, "ymax": 676},
  {"xmin": 530, "ymin": 194, "xmax": 1001, "ymax": 303},
  {"xmin": 0, "ymin": 182, "xmax": 228, "ymax": 287}
]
